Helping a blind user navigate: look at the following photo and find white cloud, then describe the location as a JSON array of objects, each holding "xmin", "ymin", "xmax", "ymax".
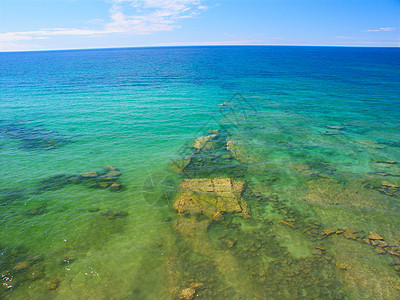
[
  {"xmin": 363, "ymin": 27, "xmax": 397, "ymax": 32},
  {"xmin": 0, "ymin": 28, "xmax": 118, "ymax": 43},
  {"xmin": 106, "ymin": 0, "xmax": 207, "ymax": 34},
  {"xmin": 0, "ymin": 0, "xmax": 207, "ymax": 45}
]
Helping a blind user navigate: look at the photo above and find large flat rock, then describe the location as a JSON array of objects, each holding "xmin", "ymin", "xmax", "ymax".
[{"xmin": 173, "ymin": 178, "xmax": 250, "ymax": 219}]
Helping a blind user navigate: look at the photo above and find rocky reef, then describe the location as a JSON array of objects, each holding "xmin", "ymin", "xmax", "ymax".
[
  {"xmin": 174, "ymin": 178, "xmax": 250, "ymax": 219},
  {"xmin": 38, "ymin": 165, "xmax": 124, "ymax": 192}
]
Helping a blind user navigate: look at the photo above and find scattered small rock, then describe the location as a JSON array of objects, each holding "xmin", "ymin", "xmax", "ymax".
[
  {"xmin": 98, "ymin": 182, "xmax": 110, "ymax": 189},
  {"xmin": 375, "ymin": 247, "xmax": 386, "ymax": 255},
  {"xmin": 225, "ymin": 239, "xmax": 237, "ymax": 249},
  {"xmin": 321, "ymin": 228, "xmax": 336, "ymax": 237},
  {"xmin": 81, "ymin": 171, "xmax": 97, "ymax": 178},
  {"xmin": 109, "ymin": 183, "xmax": 122, "ymax": 191},
  {"xmin": 371, "ymin": 240, "xmax": 389, "ymax": 247},
  {"xmin": 190, "ymin": 282, "xmax": 204, "ymax": 289},
  {"xmin": 336, "ymin": 262, "xmax": 347, "ymax": 271},
  {"xmin": 343, "ymin": 228, "xmax": 357, "ymax": 240},
  {"xmin": 368, "ymin": 231, "xmax": 383, "ymax": 240},
  {"xmin": 212, "ymin": 211, "xmax": 224, "ymax": 222},
  {"xmin": 279, "ymin": 220, "xmax": 296, "ymax": 229},
  {"xmin": 180, "ymin": 287, "xmax": 196, "ymax": 300},
  {"xmin": 105, "ymin": 165, "xmax": 118, "ymax": 171},
  {"xmin": 106, "ymin": 170, "xmax": 121, "ymax": 177},
  {"xmin": 387, "ymin": 246, "xmax": 400, "ymax": 257}
]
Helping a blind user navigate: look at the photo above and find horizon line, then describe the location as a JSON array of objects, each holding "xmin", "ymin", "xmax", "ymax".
[{"xmin": 1, "ymin": 43, "xmax": 399, "ymax": 53}]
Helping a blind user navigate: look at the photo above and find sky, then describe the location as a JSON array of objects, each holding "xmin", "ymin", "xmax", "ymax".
[{"xmin": 0, "ymin": 0, "xmax": 399, "ymax": 51}]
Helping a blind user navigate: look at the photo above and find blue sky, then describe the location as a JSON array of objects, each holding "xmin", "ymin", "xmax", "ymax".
[{"xmin": 0, "ymin": 0, "xmax": 399, "ymax": 51}]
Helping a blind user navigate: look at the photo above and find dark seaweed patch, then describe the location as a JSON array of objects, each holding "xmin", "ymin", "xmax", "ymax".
[
  {"xmin": 0, "ymin": 189, "xmax": 25, "ymax": 206},
  {"xmin": 0, "ymin": 122, "xmax": 71, "ymax": 151}
]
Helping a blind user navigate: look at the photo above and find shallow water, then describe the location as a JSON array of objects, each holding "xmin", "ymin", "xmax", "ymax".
[{"xmin": 1, "ymin": 46, "xmax": 400, "ymax": 299}]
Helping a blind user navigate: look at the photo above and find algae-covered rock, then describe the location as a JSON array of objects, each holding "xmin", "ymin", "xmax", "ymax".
[
  {"xmin": 104, "ymin": 165, "xmax": 118, "ymax": 171},
  {"xmin": 105, "ymin": 170, "xmax": 121, "ymax": 177},
  {"xmin": 109, "ymin": 183, "xmax": 122, "ymax": 191},
  {"xmin": 80, "ymin": 171, "xmax": 97, "ymax": 178},
  {"xmin": 212, "ymin": 211, "xmax": 224, "ymax": 222},
  {"xmin": 180, "ymin": 287, "xmax": 196, "ymax": 300},
  {"xmin": 321, "ymin": 228, "xmax": 337, "ymax": 238},
  {"xmin": 226, "ymin": 138, "xmax": 247, "ymax": 163},
  {"xmin": 194, "ymin": 134, "xmax": 218, "ymax": 150},
  {"xmin": 173, "ymin": 178, "xmax": 250, "ymax": 219},
  {"xmin": 368, "ymin": 231, "xmax": 383, "ymax": 240}
]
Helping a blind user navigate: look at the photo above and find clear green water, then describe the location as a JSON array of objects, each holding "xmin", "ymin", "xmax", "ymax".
[{"xmin": 1, "ymin": 46, "xmax": 400, "ymax": 299}]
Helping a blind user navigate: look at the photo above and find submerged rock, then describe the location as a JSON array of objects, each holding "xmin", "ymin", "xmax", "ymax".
[
  {"xmin": 321, "ymin": 228, "xmax": 337, "ymax": 238},
  {"xmin": 375, "ymin": 160, "xmax": 397, "ymax": 165},
  {"xmin": 375, "ymin": 247, "xmax": 386, "ymax": 255},
  {"xmin": 336, "ymin": 262, "xmax": 348, "ymax": 271},
  {"xmin": 109, "ymin": 183, "xmax": 122, "ymax": 191},
  {"xmin": 97, "ymin": 182, "xmax": 110, "ymax": 189},
  {"xmin": 25, "ymin": 205, "xmax": 47, "ymax": 216},
  {"xmin": 105, "ymin": 170, "xmax": 121, "ymax": 177},
  {"xmin": 343, "ymin": 228, "xmax": 357, "ymax": 240},
  {"xmin": 368, "ymin": 231, "xmax": 383, "ymax": 240},
  {"xmin": 326, "ymin": 125, "xmax": 345, "ymax": 130},
  {"xmin": 104, "ymin": 165, "xmax": 118, "ymax": 171},
  {"xmin": 212, "ymin": 211, "xmax": 224, "ymax": 222},
  {"xmin": 194, "ymin": 133, "xmax": 218, "ymax": 150},
  {"xmin": 80, "ymin": 171, "xmax": 98, "ymax": 178},
  {"xmin": 180, "ymin": 287, "xmax": 196, "ymax": 300},
  {"xmin": 173, "ymin": 178, "xmax": 250, "ymax": 219},
  {"xmin": 321, "ymin": 130, "xmax": 341, "ymax": 135}
]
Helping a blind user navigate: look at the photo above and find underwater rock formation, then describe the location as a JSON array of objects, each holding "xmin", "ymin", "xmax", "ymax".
[
  {"xmin": 38, "ymin": 166, "xmax": 124, "ymax": 192},
  {"xmin": 194, "ymin": 133, "xmax": 218, "ymax": 151},
  {"xmin": 173, "ymin": 178, "xmax": 250, "ymax": 219}
]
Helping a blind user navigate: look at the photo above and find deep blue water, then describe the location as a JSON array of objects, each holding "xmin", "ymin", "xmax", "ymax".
[{"xmin": 1, "ymin": 46, "xmax": 400, "ymax": 299}]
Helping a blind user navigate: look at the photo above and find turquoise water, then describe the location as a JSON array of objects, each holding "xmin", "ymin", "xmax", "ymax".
[{"xmin": 1, "ymin": 46, "xmax": 400, "ymax": 299}]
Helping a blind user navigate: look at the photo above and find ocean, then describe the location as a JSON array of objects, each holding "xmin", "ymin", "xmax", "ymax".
[{"xmin": 1, "ymin": 46, "xmax": 400, "ymax": 299}]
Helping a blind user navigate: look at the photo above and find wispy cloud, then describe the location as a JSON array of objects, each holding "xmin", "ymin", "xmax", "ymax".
[
  {"xmin": 0, "ymin": 0, "xmax": 207, "ymax": 46},
  {"xmin": 363, "ymin": 27, "xmax": 397, "ymax": 32},
  {"xmin": 106, "ymin": 0, "xmax": 207, "ymax": 34},
  {"xmin": 0, "ymin": 28, "xmax": 117, "ymax": 43}
]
